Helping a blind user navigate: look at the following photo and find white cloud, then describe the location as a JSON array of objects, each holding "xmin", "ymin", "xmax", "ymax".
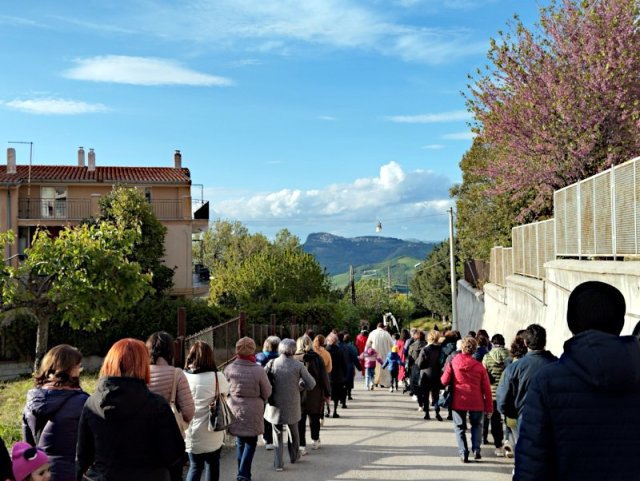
[
  {"xmin": 210, "ymin": 161, "xmax": 453, "ymax": 237},
  {"xmin": 3, "ymin": 98, "xmax": 109, "ymax": 115},
  {"xmin": 131, "ymin": 0, "xmax": 486, "ymax": 65},
  {"xmin": 318, "ymin": 115, "xmax": 336, "ymax": 121},
  {"xmin": 387, "ymin": 109, "xmax": 472, "ymax": 123},
  {"xmin": 442, "ymin": 131, "xmax": 476, "ymax": 140},
  {"xmin": 63, "ymin": 55, "xmax": 234, "ymax": 86},
  {"xmin": 422, "ymin": 144, "xmax": 444, "ymax": 149}
]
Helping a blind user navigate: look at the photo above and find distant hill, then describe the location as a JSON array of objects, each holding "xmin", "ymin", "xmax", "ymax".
[
  {"xmin": 303, "ymin": 232, "xmax": 437, "ymax": 277},
  {"xmin": 331, "ymin": 256, "xmax": 423, "ymax": 290}
]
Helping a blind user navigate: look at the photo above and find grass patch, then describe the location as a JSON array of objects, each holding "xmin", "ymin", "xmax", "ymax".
[
  {"xmin": 408, "ymin": 317, "xmax": 451, "ymax": 332},
  {"xmin": 0, "ymin": 372, "xmax": 99, "ymax": 445}
]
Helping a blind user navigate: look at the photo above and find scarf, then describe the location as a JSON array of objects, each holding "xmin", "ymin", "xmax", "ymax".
[{"xmin": 238, "ymin": 354, "xmax": 257, "ymax": 363}]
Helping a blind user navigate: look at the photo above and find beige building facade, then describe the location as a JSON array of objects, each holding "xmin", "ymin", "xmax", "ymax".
[{"xmin": 0, "ymin": 148, "xmax": 209, "ymax": 297}]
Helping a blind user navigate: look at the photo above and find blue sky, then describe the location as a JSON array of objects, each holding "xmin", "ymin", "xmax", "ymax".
[{"xmin": 0, "ymin": 0, "xmax": 540, "ymax": 242}]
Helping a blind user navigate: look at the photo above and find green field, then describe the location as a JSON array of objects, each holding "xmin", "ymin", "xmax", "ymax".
[
  {"xmin": 331, "ymin": 256, "xmax": 421, "ymax": 290},
  {"xmin": 0, "ymin": 372, "xmax": 99, "ymax": 444}
]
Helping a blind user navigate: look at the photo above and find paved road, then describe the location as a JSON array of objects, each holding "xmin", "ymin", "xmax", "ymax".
[{"xmin": 219, "ymin": 377, "xmax": 514, "ymax": 481}]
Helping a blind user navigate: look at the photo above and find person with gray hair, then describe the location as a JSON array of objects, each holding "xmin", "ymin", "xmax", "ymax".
[
  {"xmin": 263, "ymin": 339, "xmax": 316, "ymax": 472},
  {"xmin": 256, "ymin": 335, "xmax": 281, "ymax": 450}
]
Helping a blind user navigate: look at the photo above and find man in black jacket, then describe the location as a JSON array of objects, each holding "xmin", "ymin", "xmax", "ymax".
[
  {"xmin": 496, "ymin": 324, "xmax": 557, "ymax": 442},
  {"xmin": 515, "ymin": 281, "xmax": 640, "ymax": 481}
]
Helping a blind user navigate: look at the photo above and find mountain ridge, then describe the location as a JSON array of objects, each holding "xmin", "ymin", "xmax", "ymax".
[{"xmin": 303, "ymin": 232, "xmax": 437, "ymax": 275}]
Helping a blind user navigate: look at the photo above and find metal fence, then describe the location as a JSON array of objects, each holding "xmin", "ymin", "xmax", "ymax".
[
  {"xmin": 555, "ymin": 156, "xmax": 640, "ymax": 257},
  {"xmin": 184, "ymin": 316, "xmax": 244, "ymax": 368},
  {"xmin": 489, "ymin": 246, "xmax": 513, "ymax": 286},
  {"xmin": 512, "ymin": 219, "xmax": 555, "ymax": 278},
  {"xmin": 182, "ymin": 314, "xmax": 321, "ymax": 367}
]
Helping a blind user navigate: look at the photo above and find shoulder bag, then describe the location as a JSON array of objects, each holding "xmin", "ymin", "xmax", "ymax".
[
  {"xmin": 170, "ymin": 368, "xmax": 190, "ymax": 438},
  {"xmin": 208, "ymin": 372, "xmax": 236, "ymax": 432},
  {"xmin": 437, "ymin": 364, "xmax": 455, "ymax": 409}
]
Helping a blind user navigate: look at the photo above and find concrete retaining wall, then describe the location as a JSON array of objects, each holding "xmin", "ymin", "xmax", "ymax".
[
  {"xmin": 479, "ymin": 259, "xmax": 640, "ymax": 356},
  {"xmin": 0, "ymin": 355, "xmax": 104, "ymax": 381}
]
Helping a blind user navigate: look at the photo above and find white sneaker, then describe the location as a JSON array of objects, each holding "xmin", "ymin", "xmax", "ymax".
[
  {"xmin": 495, "ymin": 447, "xmax": 506, "ymax": 457},
  {"xmin": 312, "ymin": 440, "xmax": 320, "ymax": 450},
  {"xmin": 389, "ymin": 387, "xmax": 393, "ymax": 393},
  {"xmin": 265, "ymin": 444, "xmax": 275, "ymax": 451},
  {"xmin": 275, "ymin": 467, "xmax": 283, "ymax": 472},
  {"xmin": 412, "ymin": 395, "xmax": 418, "ymax": 401},
  {"xmin": 299, "ymin": 446, "xmax": 307, "ymax": 456}
]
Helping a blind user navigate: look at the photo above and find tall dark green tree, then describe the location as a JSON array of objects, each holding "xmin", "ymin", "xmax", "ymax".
[{"xmin": 410, "ymin": 240, "xmax": 456, "ymax": 320}]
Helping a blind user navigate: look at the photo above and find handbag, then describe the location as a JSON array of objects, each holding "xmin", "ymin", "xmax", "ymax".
[
  {"xmin": 437, "ymin": 364, "xmax": 455, "ymax": 409},
  {"xmin": 170, "ymin": 368, "xmax": 190, "ymax": 438},
  {"xmin": 208, "ymin": 372, "xmax": 235, "ymax": 432}
]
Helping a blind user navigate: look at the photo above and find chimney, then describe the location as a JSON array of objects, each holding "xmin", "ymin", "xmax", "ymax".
[
  {"xmin": 174, "ymin": 149, "xmax": 182, "ymax": 169},
  {"xmin": 7, "ymin": 148, "xmax": 16, "ymax": 174},
  {"xmin": 88, "ymin": 148, "xmax": 96, "ymax": 172},
  {"xmin": 78, "ymin": 146, "xmax": 85, "ymax": 167}
]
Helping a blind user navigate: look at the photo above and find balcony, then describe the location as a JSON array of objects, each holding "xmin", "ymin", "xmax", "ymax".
[
  {"xmin": 18, "ymin": 198, "xmax": 210, "ymax": 222},
  {"xmin": 18, "ymin": 198, "xmax": 91, "ymax": 220}
]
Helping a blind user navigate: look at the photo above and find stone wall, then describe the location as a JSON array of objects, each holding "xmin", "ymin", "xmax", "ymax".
[{"xmin": 0, "ymin": 355, "xmax": 104, "ymax": 381}]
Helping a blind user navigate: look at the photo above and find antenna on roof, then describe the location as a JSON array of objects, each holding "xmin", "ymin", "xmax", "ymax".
[{"xmin": 8, "ymin": 141, "xmax": 33, "ymax": 196}]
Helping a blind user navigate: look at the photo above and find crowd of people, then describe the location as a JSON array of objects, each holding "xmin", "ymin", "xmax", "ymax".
[{"xmin": 1, "ymin": 280, "xmax": 639, "ymax": 481}]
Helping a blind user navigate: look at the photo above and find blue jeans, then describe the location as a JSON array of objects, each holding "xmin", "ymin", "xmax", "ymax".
[
  {"xmin": 187, "ymin": 449, "xmax": 221, "ymax": 481},
  {"xmin": 452, "ymin": 410, "xmax": 484, "ymax": 456},
  {"xmin": 235, "ymin": 436, "xmax": 257, "ymax": 481},
  {"xmin": 365, "ymin": 367, "xmax": 375, "ymax": 388}
]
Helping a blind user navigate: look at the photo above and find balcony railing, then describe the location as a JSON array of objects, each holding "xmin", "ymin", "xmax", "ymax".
[
  {"xmin": 18, "ymin": 198, "xmax": 210, "ymax": 221},
  {"xmin": 18, "ymin": 198, "xmax": 91, "ymax": 220}
]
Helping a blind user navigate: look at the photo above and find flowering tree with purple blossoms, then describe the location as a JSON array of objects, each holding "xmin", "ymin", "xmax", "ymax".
[{"xmin": 466, "ymin": 0, "xmax": 640, "ymax": 220}]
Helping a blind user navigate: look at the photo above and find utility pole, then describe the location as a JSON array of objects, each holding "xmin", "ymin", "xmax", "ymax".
[
  {"xmin": 448, "ymin": 207, "xmax": 457, "ymax": 330},
  {"xmin": 387, "ymin": 264, "xmax": 391, "ymax": 293},
  {"xmin": 349, "ymin": 265, "xmax": 356, "ymax": 305}
]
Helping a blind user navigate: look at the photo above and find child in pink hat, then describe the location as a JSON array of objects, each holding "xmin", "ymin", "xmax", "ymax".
[{"xmin": 11, "ymin": 442, "xmax": 50, "ymax": 481}]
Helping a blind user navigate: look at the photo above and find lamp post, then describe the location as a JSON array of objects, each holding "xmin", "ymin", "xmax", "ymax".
[{"xmin": 448, "ymin": 207, "xmax": 457, "ymax": 331}]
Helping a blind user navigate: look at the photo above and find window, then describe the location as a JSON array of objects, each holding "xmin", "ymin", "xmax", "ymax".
[{"xmin": 41, "ymin": 186, "xmax": 67, "ymax": 218}]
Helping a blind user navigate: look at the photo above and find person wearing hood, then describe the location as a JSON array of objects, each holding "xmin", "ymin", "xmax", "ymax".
[
  {"xmin": 22, "ymin": 344, "xmax": 88, "ymax": 481},
  {"xmin": 293, "ymin": 335, "xmax": 330, "ymax": 454},
  {"xmin": 515, "ymin": 281, "xmax": 640, "ymax": 481},
  {"xmin": 440, "ymin": 336, "xmax": 493, "ymax": 463},
  {"xmin": 76, "ymin": 338, "xmax": 185, "ymax": 481},
  {"xmin": 481, "ymin": 333, "xmax": 510, "ymax": 456}
]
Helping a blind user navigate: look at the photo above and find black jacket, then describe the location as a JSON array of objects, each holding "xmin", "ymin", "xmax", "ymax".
[
  {"xmin": 515, "ymin": 331, "xmax": 640, "ymax": 481},
  {"xmin": 294, "ymin": 351, "xmax": 331, "ymax": 414},
  {"xmin": 496, "ymin": 349, "xmax": 557, "ymax": 419},
  {"xmin": 76, "ymin": 377, "xmax": 185, "ymax": 481},
  {"xmin": 417, "ymin": 343, "xmax": 442, "ymax": 388},
  {"xmin": 327, "ymin": 344, "xmax": 347, "ymax": 384}
]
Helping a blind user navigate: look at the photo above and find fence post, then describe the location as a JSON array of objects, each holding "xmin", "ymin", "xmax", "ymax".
[
  {"xmin": 174, "ymin": 307, "xmax": 187, "ymax": 367},
  {"xmin": 270, "ymin": 314, "xmax": 277, "ymax": 335},
  {"xmin": 239, "ymin": 312, "xmax": 247, "ymax": 338}
]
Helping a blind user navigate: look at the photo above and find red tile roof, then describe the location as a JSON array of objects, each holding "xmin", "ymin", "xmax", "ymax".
[{"xmin": 0, "ymin": 165, "xmax": 192, "ymax": 184}]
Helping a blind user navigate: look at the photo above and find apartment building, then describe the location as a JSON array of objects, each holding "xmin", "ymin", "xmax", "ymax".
[{"xmin": 0, "ymin": 147, "xmax": 209, "ymax": 297}]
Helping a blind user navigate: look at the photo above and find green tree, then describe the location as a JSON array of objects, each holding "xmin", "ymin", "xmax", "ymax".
[
  {"xmin": 98, "ymin": 186, "xmax": 173, "ymax": 292},
  {"xmin": 206, "ymin": 223, "xmax": 330, "ymax": 308},
  {"xmin": 1, "ymin": 223, "xmax": 152, "ymax": 368},
  {"xmin": 466, "ymin": 0, "xmax": 640, "ymax": 220},
  {"xmin": 410, "ymin": 240, "xmax": 456, "ymax": 320}
]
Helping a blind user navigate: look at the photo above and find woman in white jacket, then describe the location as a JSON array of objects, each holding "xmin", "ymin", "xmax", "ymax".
[{"xmin": 184, "ymin": 341, "xmax": 230, "ymax": 481}]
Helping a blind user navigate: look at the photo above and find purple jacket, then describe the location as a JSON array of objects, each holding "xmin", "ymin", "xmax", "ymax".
[{"xmin": 224, "ymin": 358, "xmax": 271, "ymax": 437}]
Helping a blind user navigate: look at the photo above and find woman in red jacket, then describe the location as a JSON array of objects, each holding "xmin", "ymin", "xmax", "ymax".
[{"xmin": 440, "ymin": 336, "xmax": 493, "ymax": 463}]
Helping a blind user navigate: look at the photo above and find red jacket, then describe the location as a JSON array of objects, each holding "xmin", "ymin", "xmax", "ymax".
[
  {"xmin": 441, "ymin": 353, "xmax": 493, "ymax": 413},
  {"xmin": 355, "ymin": 333, "xmax": 368, "ymax": 354}
]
